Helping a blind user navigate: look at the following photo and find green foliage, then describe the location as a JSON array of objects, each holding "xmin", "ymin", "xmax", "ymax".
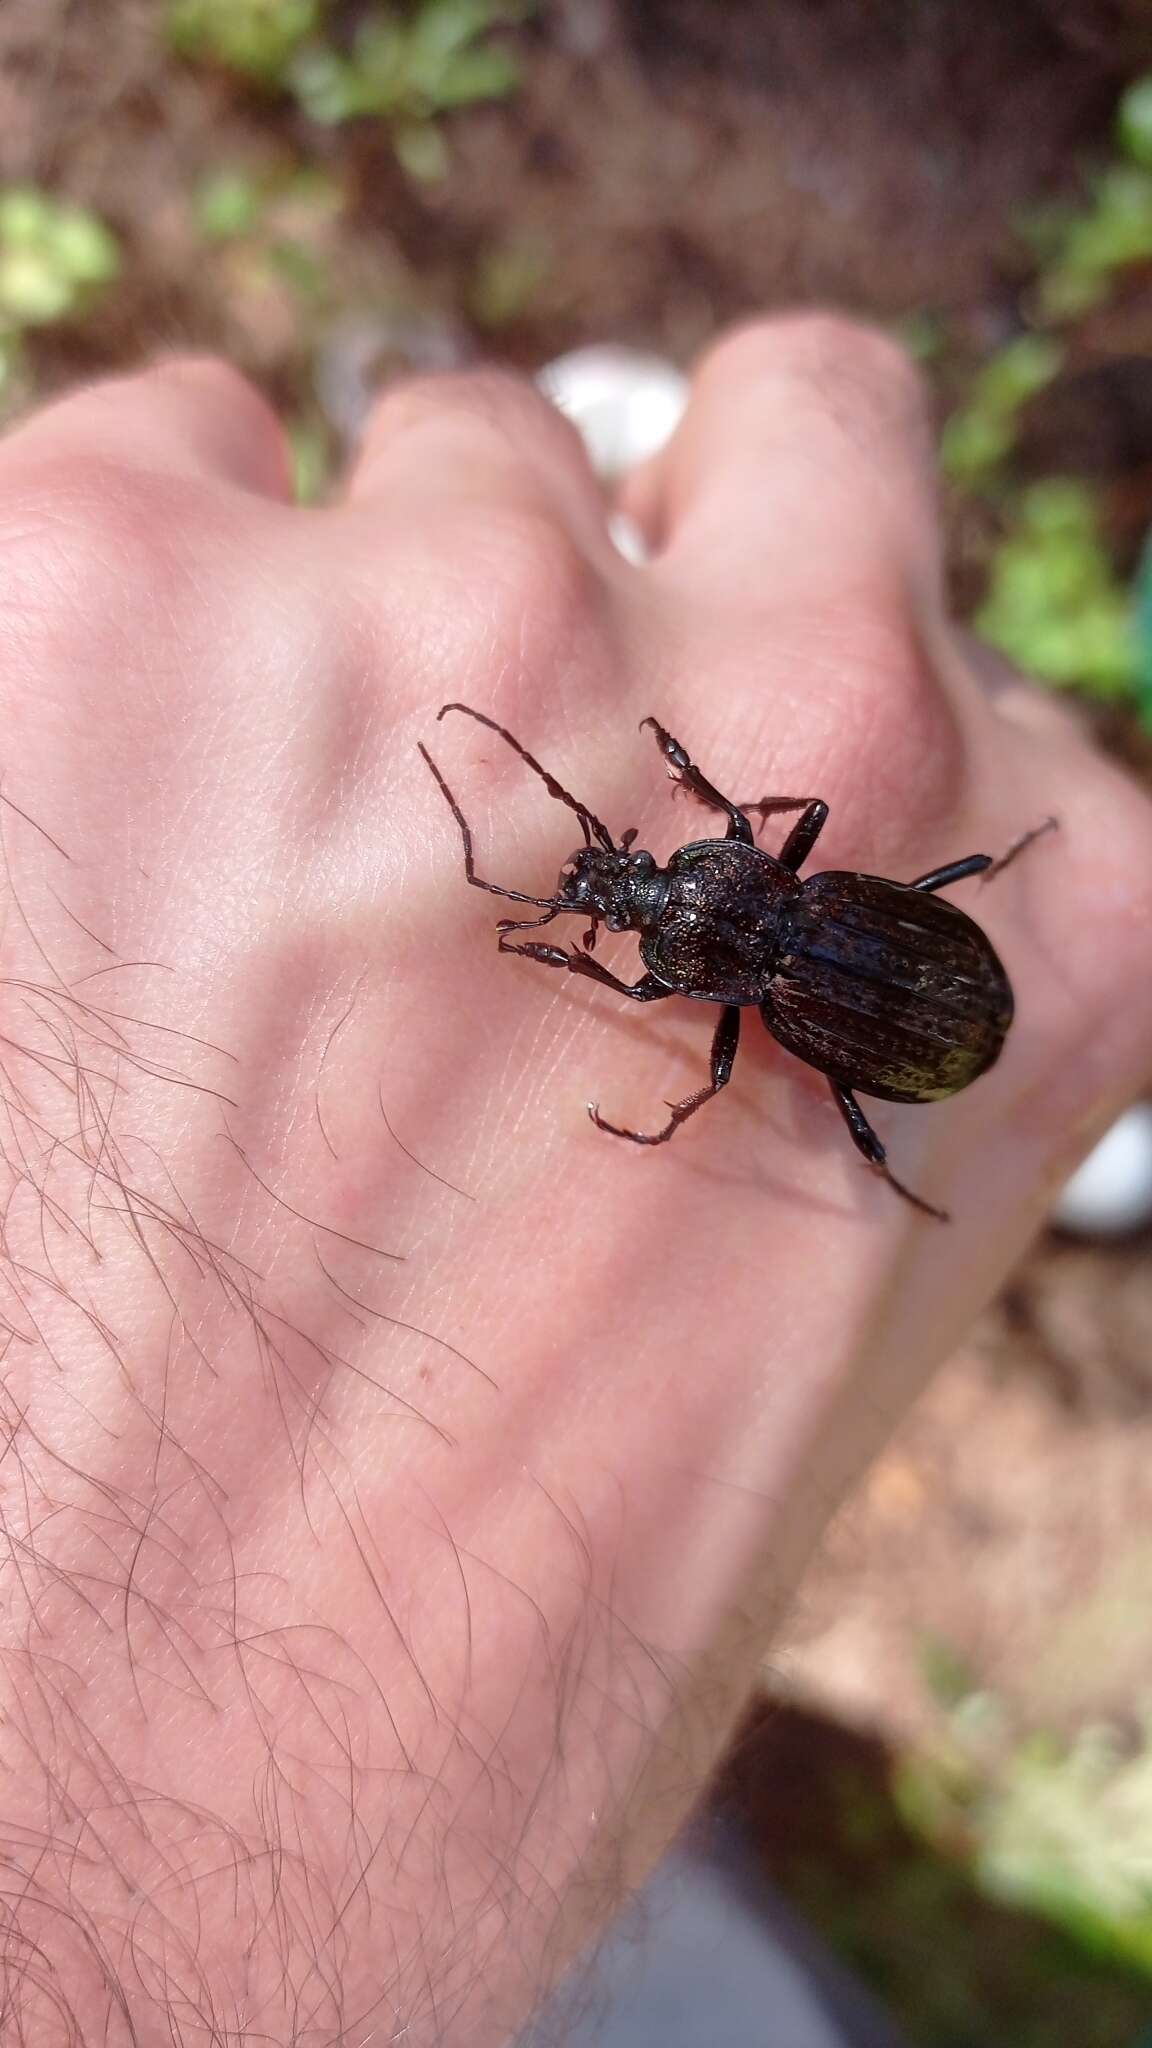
[
  {"xmin": 286, "ymin": 411, "xmax": 334, "ymax": 502},
  {"xmin": 1116, "ymin": 71, "xmax": 1152, "ymax": 172},
  {"xmin": 1130, "ymin": 537, "xmax": 1152, "ymax": 731},
  {"xmin": 0, "ymin": 186, "xmax": 119, "ymax": 331},
  {"xmin": 975, "ymin": 480, "xmax": 1140, "ymax": 705},
  {"xmin": 0, "ymin": 330, "xmax": 25, "ymax": 424},
  {"xmin": 1018, "ymin": 77, "xmax": 1152, "ymax": 321},
  {"xmin": 171, "ymin": 1, "xmax": 530, "ymax": 183},
  {"xmin": 1035, "ymin": 164, "xmax": 1152, "ymax": 320},
  {"xmin": 192, "ymin": 164, "xmax": 345, "ymax": 318},
  {"xmin": 166, "ymin": 0, "xmax": 320, "ymax": 83},
  {"xmin": 289, "ymin": 1, "xmax": 525, "ymax": 177},
  {"xmin": 194, "ymin": 169, "xmax": 264, "ymax": 241},
  {"xmin": 893, "ymin": 309, "xmax": 946, "ymax": 362},
  {"xmin": 939, "ymin": 334, "xmax": 1064, "ymax": 486},
  {"xmin": 901, "ymin": 1704, "xmax": 1152, "ymax": 1980}
]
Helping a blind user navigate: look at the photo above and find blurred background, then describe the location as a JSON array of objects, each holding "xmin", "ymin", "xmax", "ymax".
[{"xmin": 2, "ymin": 3, "xmax": 1152, "ymax": 2040}]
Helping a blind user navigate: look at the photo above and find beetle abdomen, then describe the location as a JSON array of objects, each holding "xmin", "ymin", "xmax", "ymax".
[{"xmin": 766, "ymin": 871, "xmax": 1014, "ymax": 1103}]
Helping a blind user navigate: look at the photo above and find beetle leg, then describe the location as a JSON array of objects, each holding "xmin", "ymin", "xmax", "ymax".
[
  {"xmin": 912, "ymin": 817, "xmax": 1057, "ymax": 893},
  {"xmin": 777, "ymin": 800, "xmax": 830, "ymax": 871},
  {"xmin": 733, "ymin": 794, "xmax": 810, "ymax": 822},
  {"xmin": 910, "ymin": 853, "xmax": 992, "ymax": 893},
  {"xmin": 981, "ymin": 815, "xmax": 1058, "ymax": 883},
  {"xmin": 499, "ymin": 938, "xmax": 672, "ymax": 1002},
  {"xmin": 829, "ymin": 1083, "xmax": 949, "ymax": 1223},
  {"xmin": 640, "ymin": 718, "xmax": 755, "ymax": 844},
  {"xmin": 591, "ymin": 1004, "xmax": 741, "ymax": 1145}
]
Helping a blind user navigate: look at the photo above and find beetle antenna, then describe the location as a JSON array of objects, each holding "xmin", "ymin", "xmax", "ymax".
[
  {"xmin": 436, "ymin": 702, "xmax": 617, "ymax": 852},
  {"xmin": 418, "ymin": 742, "xmax": 565, "ymax": 909}
]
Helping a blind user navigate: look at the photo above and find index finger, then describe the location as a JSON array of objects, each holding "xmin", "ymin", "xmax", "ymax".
[{"xmin": 624, "ymin": 315, "xmax": 942, "ymax": 616}]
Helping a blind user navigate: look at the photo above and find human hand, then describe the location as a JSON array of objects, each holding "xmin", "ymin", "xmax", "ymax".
[{"xmin": 1, "ymin": 320, "xmax": 1149, "ymax": 2045}]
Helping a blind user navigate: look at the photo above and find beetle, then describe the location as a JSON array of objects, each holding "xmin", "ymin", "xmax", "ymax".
[{"xmin": 418, "ymin": 702, "xmax": 1054, "ymax": 1221}]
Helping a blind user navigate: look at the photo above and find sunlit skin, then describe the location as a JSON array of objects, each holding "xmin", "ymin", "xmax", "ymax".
[{"xmin": 0, "ymin": 320, "xmax": 1150, "ymax": 2045}]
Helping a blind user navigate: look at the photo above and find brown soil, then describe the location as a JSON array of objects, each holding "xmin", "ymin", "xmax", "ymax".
[
  {"xmin": 0, "ymin": 2, "xmax": 1149, "ymax": 397},
  {"xmin": 791, "ymin": 1227, "xmax": 1152, "ymax": 1747}
]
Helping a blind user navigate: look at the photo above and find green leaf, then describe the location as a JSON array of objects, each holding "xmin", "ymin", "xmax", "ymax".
[
  {"xmin": 974, "ymin": 333, "xmax": 1064, "ymax": 412},
  {"xmin": 939, "ymin": 408, "xmax": 1013, "ymax": 485},
  {"xmin": 166, "ymin": 0, "xmax": 321, "ymax": 83},
  {"xmin": 976, "ymin": 480, "xmax": 1139, "ymax": 701},
  {"xmin": 392, "ymin": 120, "xmax": 450, "ymax": 182},
  {"xmin": 1128, "ymin": 530, "xmax": 1152, "ymax": 732},
  {"xmin": 1118, "ymin": 75, "xmax": 1152, "ymax": 170},
  {"xmin": 0, "ymin": 251, "xmax": 72, "ymax": 325},
  {"xmin": 195, "ymin": 169, "xmax": 263, "ymax": 240},
  {"xmin": 432, "ymin": 43, "xmax": 520, "ymax": 106},
  {"xmin": 410, "ymin": 0, "xmax": 506, "ymax": 64},
  {"xmin": 0, "ymin": 188, "xmax": 120, "ymax": 328},
  {"xmin": 0, "ymin": 188, "xmax": 53, "ymax": 246},
  {"xmin": 47, "ymin": 210, "xmax": 120, "ymax": 283},
  {"xmin": 940, "ymin": 336, "xmax": 1063, "ymax": 486}
]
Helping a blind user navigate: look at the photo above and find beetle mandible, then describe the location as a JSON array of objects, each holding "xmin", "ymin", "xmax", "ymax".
[{"xmin": 419, "ymin": 703, "xmax": 1054, "ymax": 1221}]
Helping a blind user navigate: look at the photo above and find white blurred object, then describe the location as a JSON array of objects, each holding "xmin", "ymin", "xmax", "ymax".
[
  {"xmin": 1053, "ymin": 1102, "xmax": 1152, "ymax": 1236},
  {"xmin": 537, "ymin": 345, "xmax": 688, "ymax": 483},
  {"xmin": 607, "ymin": 510, "xmax": 651, "ymax": 565}
]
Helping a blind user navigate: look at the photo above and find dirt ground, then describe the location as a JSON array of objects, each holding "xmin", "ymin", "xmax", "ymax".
[
  {"xmin": 793, "ymin": 1230, "xmax": 1152, "ymax": 1745},
  {"xmin": 2, "ymin": 0, "xmax": 1152, "ymax": 1978}
]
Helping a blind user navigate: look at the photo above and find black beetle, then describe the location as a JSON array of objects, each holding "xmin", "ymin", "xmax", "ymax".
[{"xmin": 419, "ymin": 703, "xmax": 1053, "ymax": 1220}]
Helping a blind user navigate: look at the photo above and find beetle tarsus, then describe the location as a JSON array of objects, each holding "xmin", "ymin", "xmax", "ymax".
[
  {"xmin": 830, "ymin": 1082, "xmax": 948, "ymax": 1223},
  {"xmin": 980, "ymin": 815, "xmax": 1058, "ymax": 884},
  {"xmin": 640, "ymin": 716, "xmax": 756, "ymax": 844},
  {"xmin": 870, "ymin": 1162, "xmax": 950, "ymax": 1224},
  {"xmin": 589, "ymin": 1005, "xmax": 741, "ymax": 1145},
  {"xmin": 497, "ymin": 936, "xmax": 571, "ymax": 967}
]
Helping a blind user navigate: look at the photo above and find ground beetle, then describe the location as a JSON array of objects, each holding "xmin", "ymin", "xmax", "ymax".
[{"xmin": 419, "ymin": 703, "xmax": 1053, "ymax": 1220}]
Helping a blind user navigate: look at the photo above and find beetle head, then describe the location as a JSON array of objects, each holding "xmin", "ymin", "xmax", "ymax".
[{"xmin": 557, "ymin": 846, "xmax": 665, "ymax": 932}]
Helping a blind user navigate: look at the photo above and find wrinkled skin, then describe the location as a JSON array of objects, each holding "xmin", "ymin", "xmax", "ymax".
[{"xmin": 0, "ymin": 320, "xmax": 1149, "ymax": 2046}]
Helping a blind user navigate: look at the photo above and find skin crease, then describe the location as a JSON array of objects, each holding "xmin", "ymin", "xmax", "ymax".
[{"xmin": 0, "ymin": 318, "xmax": 1148, "ymax": 2045}]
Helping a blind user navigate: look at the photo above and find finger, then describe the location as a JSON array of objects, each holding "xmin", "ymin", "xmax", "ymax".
[
  {"xmin": 341, "ymin": 368, "xmax": 619, "ymax": 566},
  {"xmin": 963, "ymin": 631, "xmax": 1089, "ymax": 742},
  {"xmin": 0, "ymin": 356, "xmax": 293, "ymax": 499},
  {"xmin": 623, "ymin": 314, "xmax": 942, "ymax": 611}
]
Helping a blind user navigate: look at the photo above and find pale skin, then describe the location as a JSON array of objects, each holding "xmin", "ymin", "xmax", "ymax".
[{"xmin": 0, "ymin": 315, "xmax": 1150, "ymax": 2045}]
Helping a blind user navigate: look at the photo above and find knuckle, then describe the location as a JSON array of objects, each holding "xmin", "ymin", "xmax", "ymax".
[
  {"xmin": 701, "ymin": 312, "xmax": 931, "ymax": 441},
  {"xmin": 367, "ymin": 367, "xmax": 580, "ymax": 473},
  {"xmin": 790, "ymin": 597, "xmax": 963, "ymax": 843},
  {"xmin": 479, "ymin": 509, "xmax": 614, "ymax": 723},
  {"xmin": 147, "ymin": 352, "xmax": 269, "ymax": 413},
  {"xmin": 141, "ymin": 354, "xmax": 288, "ymax": 464},
  {"xmin": 0, "ymin": 457, "xmax": 221, "ymax": 690},
  {"xmin": 376, "ymin": 501, "xmax": 605, "ymax": 713},
  {"xmin": 483, "ymin": 505, "xmax": 597, "ymax": 643},
  {"xmin": 791, "ymin": 311, "xmax": 925, "ymax": 401}
]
